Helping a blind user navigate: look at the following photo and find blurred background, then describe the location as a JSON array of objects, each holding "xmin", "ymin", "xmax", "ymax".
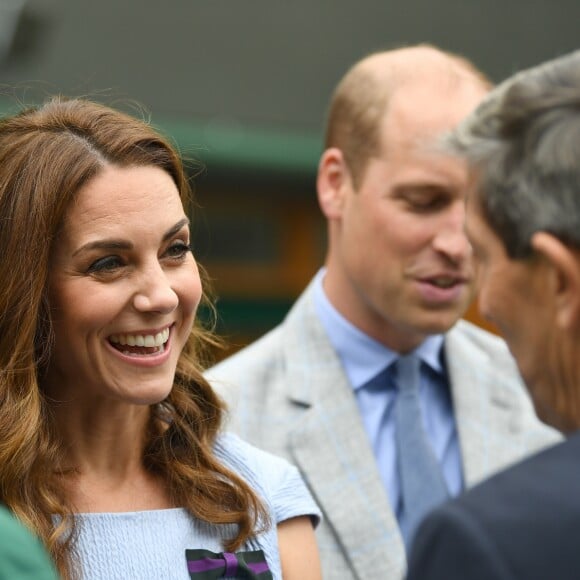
[{"xmin": 1, "ymin": 0, "xmax": 578, "ymax": 356}]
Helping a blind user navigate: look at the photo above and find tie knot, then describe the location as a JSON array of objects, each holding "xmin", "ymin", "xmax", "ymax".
[{"xmin": 395, "ymin": 354, "xmax": 421, "ymax": 393}]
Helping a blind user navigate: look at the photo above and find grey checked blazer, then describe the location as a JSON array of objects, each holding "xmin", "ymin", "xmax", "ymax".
[{"xmin": 206, "ymin": 279, "xmax": 561, "ymax": 580}]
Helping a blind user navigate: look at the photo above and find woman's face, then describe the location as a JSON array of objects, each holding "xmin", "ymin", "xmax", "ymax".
[{"xmin": 44, "ymin": 164, "xmax": 202, "ymax": 406}]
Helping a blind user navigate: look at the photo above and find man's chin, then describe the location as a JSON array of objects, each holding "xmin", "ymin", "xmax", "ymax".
[{"xmin": 415, "ymin": 308, "xmax": 467, "ymax": 336}]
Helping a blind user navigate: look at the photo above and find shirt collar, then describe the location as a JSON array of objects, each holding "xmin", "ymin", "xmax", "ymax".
[{"xmin": 313, "ymin": 268, "xmax": 445, "ymax": 391}]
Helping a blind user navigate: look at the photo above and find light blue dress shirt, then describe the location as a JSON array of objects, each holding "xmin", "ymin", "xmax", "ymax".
[{"xmin": 312, "ymin": 269, "xmax": 464, "ymax": 521}]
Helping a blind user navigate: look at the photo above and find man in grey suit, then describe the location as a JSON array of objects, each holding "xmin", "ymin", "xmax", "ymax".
[
  {"xmin": 206, "ymin": 44, "xmax": 560, "ymax": 579},
  {"xmin": 406, "ymin": 48, "xmax": 580, "ymax": 580}
]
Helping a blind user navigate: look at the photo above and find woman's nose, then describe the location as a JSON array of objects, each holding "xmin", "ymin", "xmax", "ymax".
[{"xmin": 132, "ymin": 263, "xmax": 179, "ymax": 314}]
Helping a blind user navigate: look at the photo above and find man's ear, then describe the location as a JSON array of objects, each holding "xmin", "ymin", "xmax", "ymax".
[
  {"xmin": 531, "ymin": 232, "xmax": 580, "ymax": 330},
  {"xmin": 317, "ymin": 148, "xmax": 351, "ymax": 219}
]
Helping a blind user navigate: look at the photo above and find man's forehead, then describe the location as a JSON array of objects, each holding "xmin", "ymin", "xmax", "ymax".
[{"xmin": 382, "ymin": 81, "xmax": 486, "ymax": 146}]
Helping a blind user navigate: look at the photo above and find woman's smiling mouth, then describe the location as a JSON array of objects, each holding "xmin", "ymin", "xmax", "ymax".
[{"xmin": 108, "ymin": 327, "xmax": 170, "ymax": 356}]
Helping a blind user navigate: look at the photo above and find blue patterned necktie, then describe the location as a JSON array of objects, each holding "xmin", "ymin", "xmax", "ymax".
[{"xmin": 394, "ymin": 354, "xmax": 449, "ymax": 551}]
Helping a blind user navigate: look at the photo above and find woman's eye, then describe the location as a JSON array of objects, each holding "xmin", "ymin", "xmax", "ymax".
[
  {"xmin": 165, "ymin": 241, "xmax": 191, "ymax": 260},
  {"xmin": 87, "ymin": 255, "xmax": 124, "ymax": 274}
]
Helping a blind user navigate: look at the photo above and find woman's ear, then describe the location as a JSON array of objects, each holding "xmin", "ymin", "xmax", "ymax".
[
  {"xmin": 532, "ymin": 232, "xmax": 580, "ymax": 330},
  {"xmin": 316, "ymin": 148, "xmax": 351, "ymax": 220}
]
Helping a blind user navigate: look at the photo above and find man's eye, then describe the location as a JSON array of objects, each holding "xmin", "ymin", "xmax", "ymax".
[
  {"xmin": 87, "ymin": 256, "xmax": 124, "ymax": 274},
  {"xmin": 408, "ymin": 197, "xmax": 445, "ymax": 212},
  {"xmin": 165, "ymin": 241, "xmax": 191, "ymax": 260}
]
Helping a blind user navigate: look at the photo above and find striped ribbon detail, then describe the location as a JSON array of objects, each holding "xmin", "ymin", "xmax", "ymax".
[{"xmin": 186, "ymin": 549, "xmax": 273, "ymax": 579}]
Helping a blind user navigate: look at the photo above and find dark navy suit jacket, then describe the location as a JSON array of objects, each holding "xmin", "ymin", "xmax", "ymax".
[{"xmin": 406, "ymin": 432, "xmax": 579, "ymax": 580}]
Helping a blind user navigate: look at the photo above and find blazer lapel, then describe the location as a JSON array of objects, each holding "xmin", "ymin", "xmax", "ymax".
[
  {"xmin": 445, "ymin": 321, "xmax": 529, "ymax": 487},
  {"xmin": 281, "ymin": 287, "xmax": 406, "ymax": 579}
]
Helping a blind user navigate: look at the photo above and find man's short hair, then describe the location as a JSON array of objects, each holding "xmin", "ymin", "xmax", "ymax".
[
  {"xmin": 448, "ymin": 49, "xmax": 580, "ymax": 259},
  {"xmin": 324, "ymin": 44, "xmax": 491, "ymax": 188}
]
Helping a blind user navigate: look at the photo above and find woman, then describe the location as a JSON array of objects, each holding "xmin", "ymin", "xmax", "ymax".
[{"xmin": 0, "ymin": 97, "xmax": 321, "ymax": 579}]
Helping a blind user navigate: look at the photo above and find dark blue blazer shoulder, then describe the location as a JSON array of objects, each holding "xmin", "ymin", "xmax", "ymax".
[{"xmin": 406, "ymin": 432, "xmax": 580, "ymax": 580}]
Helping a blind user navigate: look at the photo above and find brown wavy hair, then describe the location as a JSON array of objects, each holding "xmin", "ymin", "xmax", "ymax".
[{"xmin": 0, "ymin": 96, "xmax": 269, "ymax": 579}]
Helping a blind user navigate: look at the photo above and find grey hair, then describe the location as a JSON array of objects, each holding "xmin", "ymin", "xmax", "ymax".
[{"xmin": 446, "ymin": 49, "xmax": 580, "ymax": 259}]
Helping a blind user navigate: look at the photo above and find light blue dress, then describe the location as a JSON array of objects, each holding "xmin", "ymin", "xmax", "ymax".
[{"xmin": 71, "ymin": 432, "xmax": 321, "ymax": 579}]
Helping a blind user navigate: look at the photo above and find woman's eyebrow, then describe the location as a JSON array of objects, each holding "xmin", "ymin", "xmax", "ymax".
[
  {"xmin": 163, "ymin": 217, "xmax": 190, "ymax": 242},
  {"xmin": 73, "ymin": 217, "xmax": 190, "ymax": 257},
  {"xmin": 73, "ymin": 239, "xmax": 131, "ymax": 257}
]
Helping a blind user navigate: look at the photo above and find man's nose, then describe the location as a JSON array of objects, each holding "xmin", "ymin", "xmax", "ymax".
[{"xmin": 432, "ymin": 204, "xmax": 471, "ymax": 264}]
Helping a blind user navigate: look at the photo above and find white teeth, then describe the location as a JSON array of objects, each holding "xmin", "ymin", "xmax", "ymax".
[{"xmin": 110, "ymin": 327, "xmax": 170, "ymax": 348}]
